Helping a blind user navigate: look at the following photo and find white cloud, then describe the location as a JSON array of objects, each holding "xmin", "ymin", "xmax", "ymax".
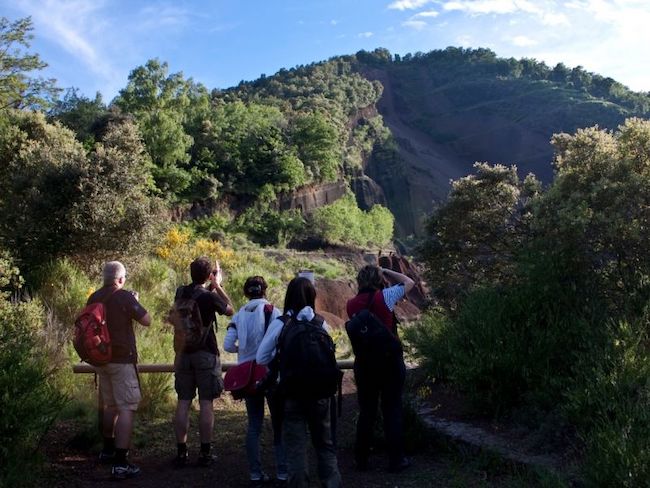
[
  {"xmin": 402, "ymin": 20, "xmax": 428, "ymax": 29},
  {"xmin": 139, "ymin": 6, "xmax": 191, "ymax": 29},
  {"xmin": 401, "ymin": 9, "xmax": 439, "ymax": 30},
  {"xmin": 330, "ymin": 19, "xmax": 339, "ymax": 25},
  {"xmin": 510, "ymin": 35, "xmax": 537, "ymax": 46},
  {"xmin": 413, "ymin": 9, "xmax": 440, "ymax": 18},
  {"xmin": 540, "ymin": 11, "xmax": 569, "ymax": 26},
  {"xmin": 440, "ymin": 0, "xmax": 572, "ymax": 30},
  {"xmin": 388, "ymin": 0, "xmax": 432, "ymax": 11},
  {"xmin": 14, "ymin": 0, "xmax": 115, "ymax": 79},
  {"xmin": 443, "ymin": 0, "xmax": 522, "ymax": 15},
  {"xmin": 358, "ymin": 31, "xmax": 374, "ymax": 38}
]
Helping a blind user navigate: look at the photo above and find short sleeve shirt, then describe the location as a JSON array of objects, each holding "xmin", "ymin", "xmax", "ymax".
[
  {"xmin": 87, "ymin": 286, "xmax": 148, "ymax": 363},
  {"xmin": 175, "ymin": 284, "xmax": 229, "ymax": 355}
]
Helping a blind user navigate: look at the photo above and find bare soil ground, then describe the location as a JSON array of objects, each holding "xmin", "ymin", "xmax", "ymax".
[{"xmin": 39, "ymin": 372, "xmax": 544, "ymax": 488}]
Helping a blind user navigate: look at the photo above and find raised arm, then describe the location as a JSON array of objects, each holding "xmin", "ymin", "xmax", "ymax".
[
  {"xmin": 209, "ymin": 264, "xmax": 235, "ymax": 316},
  {"xmin": 381, "ymin": 267, "xmax": 415, "ymax": 294}
]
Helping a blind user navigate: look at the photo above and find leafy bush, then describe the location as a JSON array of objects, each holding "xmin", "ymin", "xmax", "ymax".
[
  {"xmin": 183, "ymin": 212, "xmax": 232, "ymax": 240},
  {"xmin": 402, "ymin": 309, "xmax": 452, "ymax": 380},
  {"xmin": 35, "ymin": 258, "xmax": 94, "ymax": 331},
  {"xmin": 418, "ymin": 163, "xmax": 540, "ymax": 311},
  {"xmin": 563, "ymin": 316, "xmax": 650, "ymax": 487},
  {"xmin": 0, "ymin": 254, "xmax": 66, "ymax": 487},
  {"xmin": 234, "ymin": 206, "xmax": 306, "ymax": 247},
  {"xmin": 310, "ymin": 193, "xmax": 394, "ymax": 248},
  {"xmin": 0, "ymin": 110, "xmax": 165, "ymax": 272},
  {"xmin": 415, "ymin": 119, "xmax": 650, "ymax": 481}
]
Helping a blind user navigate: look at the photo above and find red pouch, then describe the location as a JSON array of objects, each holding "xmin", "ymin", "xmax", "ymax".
[{"xmin": 224, "ymin": 360, "xmax": 269, "ymax": 400}]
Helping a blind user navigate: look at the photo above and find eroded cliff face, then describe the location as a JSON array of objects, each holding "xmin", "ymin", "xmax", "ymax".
[
  {"xmin": 276, "ymin": 181, "xmax": 348, "ymax": 214},
  {"xmin": 354, "ymin": 65, "xmax": 628, "ymax": 237},
  {"xmin": 350, "ymin": 174, "xmax": 387, "ymax": 210}
]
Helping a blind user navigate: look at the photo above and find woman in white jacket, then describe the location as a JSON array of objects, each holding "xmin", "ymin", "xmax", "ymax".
[{"xmin": 224, "ymin": 276, "xmax": 287, "ymax": 485}]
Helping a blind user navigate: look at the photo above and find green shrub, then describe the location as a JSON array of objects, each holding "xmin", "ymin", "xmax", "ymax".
[
  {"xmin": 235, "ymin": 207, "xmax": 305, "ymax": 247},
  {"xmin": 310, "ymin": 193, "xmax": 394, "ymax": 247},
  {"xmin": 563, "ymin": 317, "xmax": 650, "ymax": 486},
  {"xmin": 183, "ymin": 212, "xmax": 232, "ymax": 240},
  {"xmin": 0, "ymin": 111, "xmax": 165, "ymax": 270},
  {"xmin": 456, "ymin": 284, "xmax": 598, "ymax": 411},
  {"xmin": 0, "ymin": 256, "xmax": 66, "ymax": 487},
  {"xmin": 34, "ymin": 258, "xmax": 94, "ymax": 332},
  {"xmin": 129, "ymin": 257, "xmax": 178, "ymax": 324},
  {"xmin": 402, "ymin": 309, "xmax": 452, "ymax": 379}
]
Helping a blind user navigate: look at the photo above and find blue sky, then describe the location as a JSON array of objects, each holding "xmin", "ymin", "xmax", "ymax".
[{"xmin": 3, "ymin": 0, "xmax": 649, "ymax": 101}]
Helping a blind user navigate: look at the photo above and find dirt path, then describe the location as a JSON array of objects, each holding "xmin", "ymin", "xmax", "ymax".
[{"xmin": 40, "ymin": 373, "xmax": 536, "ymax": 487}]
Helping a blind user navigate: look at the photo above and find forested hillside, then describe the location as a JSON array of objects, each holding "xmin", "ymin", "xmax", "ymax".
[
  {"xmin": 48, "ymin": 46, "xmax": 650, "ymax": 239},
  {"xmin": 354, "ymin": 48, "xmax": 650, "ymax": 235}
]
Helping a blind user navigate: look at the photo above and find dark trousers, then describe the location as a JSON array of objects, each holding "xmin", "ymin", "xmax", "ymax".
[
  {"xmin": 354, "ymin": 358, "xmax": 406, "ymax": 467},
  {"xmin": 283, "ymin": 397, "xmax": 342, "ymax": 488}
]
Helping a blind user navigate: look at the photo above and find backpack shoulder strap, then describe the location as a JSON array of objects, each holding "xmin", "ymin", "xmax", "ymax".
[
  {"xmin": 366, "ymin": 290, "xmax": 378, "ymax": 309},
  {"xmin": 96, "ymin": 286, "xmax": 119, "ymax": 306},
  {"xmin": 190, "ymin": 286, "xmax": 205, "ymax": 300},
  {"xmin": 177, "ymin": 284, "xmax": 204, "ymax": 300},
  {"xmin": 310, "ymin": 313, "xmax": 325, "ymax": 328},
  {"xmin": 276, "ymin": 314, "xmax": 291, "ymax": 335},
  {"xmin": 263, "ymin": 303, "xmax": 275, "ymax": 334}
]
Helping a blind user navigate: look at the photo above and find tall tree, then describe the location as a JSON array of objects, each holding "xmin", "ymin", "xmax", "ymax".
[
  {"xmin": 115, "ymin": 59, "xmax": 194, "ymax": 197},
  {"xmin": 0, "ymin": 110, "xmax": 163, "ymax": 268},
  {"xmin": 0, "ymin": 16, "xmax": 59, "ymax": 110},
  {"xmin": 419, "ymin": 163, "xmax": 540, "ymax": 310},
  {"xmin": 49, "ymin": 88, "xmax": 107, "ymax": 144}
]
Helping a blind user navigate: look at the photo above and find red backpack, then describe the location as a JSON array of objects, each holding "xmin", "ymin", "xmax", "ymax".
[{"xmin": 73, "ymin": 289, "xmax": 117, "ymax": 366}]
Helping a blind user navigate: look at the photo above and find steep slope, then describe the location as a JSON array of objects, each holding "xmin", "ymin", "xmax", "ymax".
[
  {"xmin": 91, "ymin": 48, "xmax": 649, "ymax": 241},
  {"xmin": 353, "ymin": 48, "xmax": 649, "ymax": 236}
]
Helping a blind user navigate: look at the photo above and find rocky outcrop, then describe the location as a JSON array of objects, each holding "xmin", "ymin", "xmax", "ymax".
[
  {"xmin": 277, "ymin": 181, "xmax": 348, "ymax": 214},
  {"xmin": 350, "ymin": 175, "xmax": 387, "ymax": 210},
  {"xmin": 314, "ymin": 279, "xmax": 356, "ymax": 326}
]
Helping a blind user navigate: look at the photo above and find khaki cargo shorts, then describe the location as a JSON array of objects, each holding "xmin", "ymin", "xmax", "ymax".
[
  {"xmin": 174, "ymin": 350, "xmax": 224, "ymax": 401},
  {"xmin": 97, "ymin": 363, "xmax": 142, "ymax": 411}
]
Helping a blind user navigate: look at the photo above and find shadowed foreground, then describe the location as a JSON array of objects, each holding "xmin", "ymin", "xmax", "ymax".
[{"xmin": 40, "ymin": 372, "xmax": 547, "ymax": 487}]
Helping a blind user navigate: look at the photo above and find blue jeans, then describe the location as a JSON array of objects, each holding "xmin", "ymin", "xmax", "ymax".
[
  {"xmin": 245, "ymin": 393, "xmax": 288, "ymax": 480},
  {"xmin": 282, "ymin": 397, "xmax": 342, "ymax": 488}
]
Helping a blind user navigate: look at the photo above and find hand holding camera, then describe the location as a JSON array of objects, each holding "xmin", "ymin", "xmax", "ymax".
[{"xmin": 210, "ymin": 262, "xmax": 223, "ymax": 288}]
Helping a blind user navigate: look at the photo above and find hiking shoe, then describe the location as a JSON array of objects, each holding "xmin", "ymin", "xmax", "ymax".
[
  {"xmin": 174, "ymin": 451, "xmax": 188, "ymax": 468},
  {"xmin": 197, "ymin": 452, "xmax": 217, "ymax": 467},
  {"xmin": 111, "ymin": 463, "xmax": 141, "ymax": 480},
  {"xmin": 98, "ymin": 450, "xmax": 115, "ymax": 464},
  {"xmin": 388, "ymin": 457, "xmax": 412, "ymax": 473},
  {"xmin": 249, "ymin": 473, "xmax": 270, "ymax": 486}
]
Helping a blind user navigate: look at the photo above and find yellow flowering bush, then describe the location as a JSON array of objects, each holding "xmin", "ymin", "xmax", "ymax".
[{"xmin": 156, "ymin": 227, "xmax": 245, "ymax": 284}]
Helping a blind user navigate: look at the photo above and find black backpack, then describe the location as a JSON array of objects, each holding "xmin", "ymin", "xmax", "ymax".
[
  {"xmin": 345, "ymin": 291, "xmax": 403, "ymax": 366},
  {"xmin": 168, "ymin": 286, "xmax": 209, "ymax": 353},
  {"xmin": 277, "ymin": 314, "xmax": 342, "ymax": 400}
]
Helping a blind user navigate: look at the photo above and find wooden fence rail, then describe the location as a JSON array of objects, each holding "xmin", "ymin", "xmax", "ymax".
[
  {"xmin": 72, "ymin": 359, "xmax": 355, "ymax": 374},
  {"xmin": 73, "ymin": 360, "xmax": 355, "ymax": 433}
]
